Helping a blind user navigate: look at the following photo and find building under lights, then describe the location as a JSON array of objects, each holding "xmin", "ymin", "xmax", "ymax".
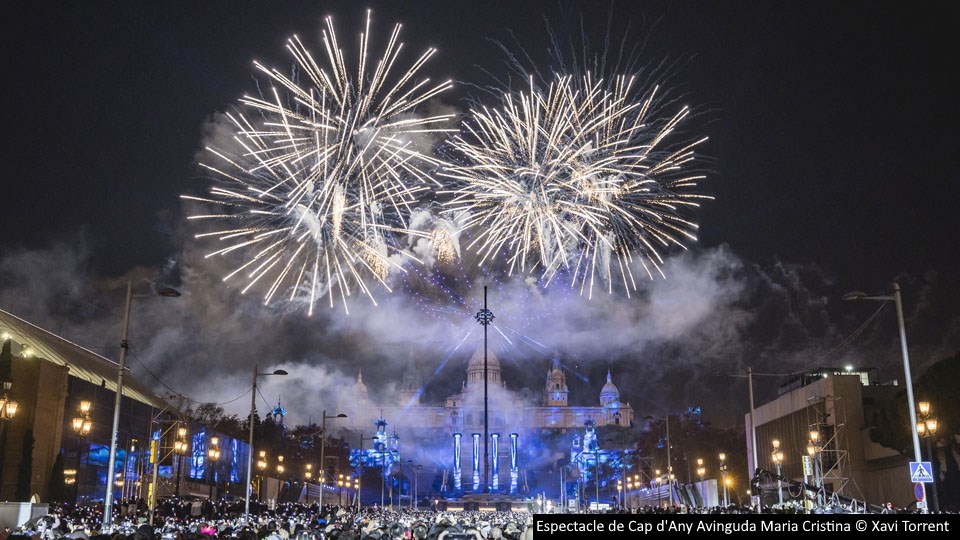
[
  {"xmin": 745, "ymin": 368, "xmax": 913, "ymax": 509},
  {"xmin": 348, "ymin": 345, "xmax": 634, "ymax": 433},
  {"xmin": 0, "ymin": 309, "xmax": 252, "ymax": 505}
]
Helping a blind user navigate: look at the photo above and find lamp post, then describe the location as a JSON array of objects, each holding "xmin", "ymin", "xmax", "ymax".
[
  {"xmin": 650, "ymin": 470, "xmax": 659, "ymax": 508},
  {"xmin": 807, "ymin": 430, "xmax": 823, "ymax": 509},
  {"xmin": 719, "ymin": 453, "xmax": 728, "ymax": 507},
  {"xmin": 207, "ymin": 436, "xmax": 221, "ymax": 501},
  {"xmin": 474, "ymin": 286, "xmax": 495, "ymax": 492},
  {"xmin": 917, "ymin": 401, "xmax": 940, "ymax": 513},
  {"xmin": 256, "ymin": 451, "xmax": 268, "ymax": 502},
  {"xmin": 173, "ymin": 426, "xmax": 188, "ymax": 498},
  {"xmin": 0, "ymin": 336, "xmax": 20, "ymax": 495},
  {"xmin": 103, "ymin": 282, "xmax": 179, "ymax": 530},
  {"xmin": 319, "ymin": 410, "xmax": 347, "ymax": 507},
  {"xmin": 696, "ymin": 458, "xmax": 706, "ymax": 508},
  {"xmin": 244, "ymin": 366, "xmax": 287, "ymax": 524},
  {"xmin": 71, "ymin": 400, "xmax": 93, "ymax": 504},
  {"xmin": 644, "ymin": 415, "xmax": 673, "ymax": 508},
  {"xmin": 843, "ymin": 283, "xmax": 926, "ymax": 512},
  {"xmin": 771, "ymin": 439, "xmax": 784, "ymax": 505},
  {"xmin": 406, "ymin": 460, "xmax": 421, "ymax": 510}
]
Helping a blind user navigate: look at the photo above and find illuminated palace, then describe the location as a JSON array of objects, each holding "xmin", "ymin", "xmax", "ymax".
[{"xmin": 346, "ymin": 345, "xmax": 634, "ymax": 433}]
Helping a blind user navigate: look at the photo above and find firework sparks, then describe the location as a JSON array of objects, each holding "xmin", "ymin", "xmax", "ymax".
[
  {"xmin": 183, "ymin": 11, "xmax": 454, "ymax": 313},
  {"xmin": 441, "ymin": 73, "xmax": 711, "ymax": 297}
]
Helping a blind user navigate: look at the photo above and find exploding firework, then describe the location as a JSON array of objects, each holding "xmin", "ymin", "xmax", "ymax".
[
  {"xmin": 441, "ymin": 72, "xmax": 711, "ymax": 297},
  {"xmin": 183, "ymin": 11, "xmax": 454, "ymax": 313}
]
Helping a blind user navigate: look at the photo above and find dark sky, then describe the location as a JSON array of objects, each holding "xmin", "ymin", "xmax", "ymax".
[
  {"xmin": 5, "ymin": 0, "xmax": 955, "ymax": 288},
  {"xmin": 2, "ymin": 1, "xmax": 957, "ymax": 424}
]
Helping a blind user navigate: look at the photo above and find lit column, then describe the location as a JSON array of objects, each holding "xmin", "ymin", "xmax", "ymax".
[
  {"xmin": 509, "ymin": 433, "xmax": 519, "ymax": 494},
  {"xmin": 472, "ymin": 433, "xmax": 481, "ymax": 492},
  {"xmin": 453, "ymin": 433, "xmax": 462, "ymax": 492},
  {"xmin": 491, "ymin": 433, "xmax": 500, "ymax": 491}
]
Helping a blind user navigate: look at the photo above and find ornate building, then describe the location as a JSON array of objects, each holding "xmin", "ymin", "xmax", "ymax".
[{"xmin": 345, "ymin": 345, "xmax": 634, "ymax": 432}]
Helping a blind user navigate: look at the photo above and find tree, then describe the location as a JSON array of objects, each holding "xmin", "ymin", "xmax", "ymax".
[{"xmin": 47, "ymin": 451, "xmax": 66, "ymax": 503}]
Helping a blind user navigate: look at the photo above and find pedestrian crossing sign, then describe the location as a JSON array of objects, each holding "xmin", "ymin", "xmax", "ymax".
[{"xmin": 910, "ymin": 461, "xmax": 934, "ymax": 483}]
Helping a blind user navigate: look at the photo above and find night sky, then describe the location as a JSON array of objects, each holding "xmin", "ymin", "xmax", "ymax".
[{"xmin": 2, "ymin": 1, "xmax": 957, "ymax": 425}]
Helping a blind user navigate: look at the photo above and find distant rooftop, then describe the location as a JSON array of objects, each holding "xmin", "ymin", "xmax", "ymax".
[{"xmin": 777, "ymin": 366, "xmax": 883, "ymax": 396}]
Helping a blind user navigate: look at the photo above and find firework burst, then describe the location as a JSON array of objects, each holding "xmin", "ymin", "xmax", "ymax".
[
  {"xmin": 183, "ymin": 11, "xmax": 454, "ymax": 313},
  {"xmin": 441, "ymin": 72, "xmax": 711, "ymax": 297}
]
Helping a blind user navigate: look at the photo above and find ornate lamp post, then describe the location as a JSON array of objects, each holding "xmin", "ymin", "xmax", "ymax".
[
  {"xmin": 718, "ymin": 453, "xmax": 729, "ymax": 506},
  {"xmin": 71, "ymin": 400, "xmax": 93, "ymax": 503},
  {"xmin": 917, "ymin": 401, "xmax": 940, "ymax": 513},
  {"xmin": 806, "ymin": 430, "xmax": 823, "ymax": 508},
  {"xmin": 696, "ymin": 458, "xmax": 706, "ymax": 508},
  {"xmin": 771, "ymin": 439, "xmax": 784, "ymax": 505},
  {"xmin": 173, "ymin": 426, "xmax": 189, "ymax": 498},
  {"xmin": 256, "ymin": 451, "xmax": 268, "ymax": 501},
  {"xmin": 207, "ymin": 436, "xmax": 221, "ymax": 500}
]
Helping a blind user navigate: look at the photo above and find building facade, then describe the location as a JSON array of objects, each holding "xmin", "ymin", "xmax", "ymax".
[
  {"xmin": 745, "ymin": 369, "xmax": 912, "ymax": 508},
  {"xmin": 346, "ymin": 345, "xmax": 635, "ymax": 433}
]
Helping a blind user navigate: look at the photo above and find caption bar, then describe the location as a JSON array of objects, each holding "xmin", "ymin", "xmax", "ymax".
[{"xmin": 534, "ymin": 514, "xmax": 957, "ymax": 537}]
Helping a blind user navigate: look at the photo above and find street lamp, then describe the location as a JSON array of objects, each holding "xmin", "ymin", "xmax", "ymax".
[
  {"xmin": 244, "ymin": 366, "xmax": 287, "ymax": 524},
  {"xmin": 916, "ymin": 401, "xmax": 940, "ymax": 513},
  {"xmin": 277, "ymin": 455, "xmax": 285, "ymax": 475},
  {"xmin": 208, "ymin": 436, "xmax": 221, "ymax": 500},
  {"xmin": 319, "ymin": 410, "xmax": 347, "ymax": 507},
  {"xmin": 406, "ymin": 460, "xmax": 422, "ymax": 510},
  {"xmin": 174, "ymin": 426, "xmax": 188, "ymax": 498},
  {"xmin": 644, "ymin": 415, "xmax": 673, "ymax": 508},
  {"xmin": 719, "ymin": 453, "xmax": 729, "ymax": 506},
  {"xmin": 807, "ymin": 430, "xmax": 823, "ymax": 508},
  {"xmin": 695, "ymin": 459, "xmax": 706, "ymax": 508},
  {"xmin": 103, "ymin": 282, "xmax": 179, "ymax": 530},
  {"xmin": 253, "ymin": 451, "xmax": 268, "ymax": 503},
  {"xmin": 843, "ymin": 283, "xmax": 926, "ymax": 512},
  {"xmin": 771, "ymin": 439, "xmax": 784, "ymax": 505},
  {"xmin": 71, "ymin": 400, "xmax": 93, "ymax": 503},
  {"xmin": 1, "ymin": 336, "xmax": 21, "ymax": 466}
]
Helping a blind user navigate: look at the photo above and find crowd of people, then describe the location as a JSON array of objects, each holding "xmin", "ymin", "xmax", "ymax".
[
  {"xmin": 3, "ymin": 500, "xmax": 535, "ymax": 540},
  {"xmin": 5, "ymin": 495, "xmax": 953, "ymax": 540}
]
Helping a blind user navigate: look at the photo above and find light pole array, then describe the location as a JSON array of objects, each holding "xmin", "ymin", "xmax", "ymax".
[
  {"xmin": 917, "ymin": 401, "xmax": 940, "ymax": 513},
  {"xmin": 843, "ymin": 283, "xmax": 926, "ymax": 512},
  {"xmin": 771, "ymin": 439, "xmax": 784, "ymax": 505}
]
